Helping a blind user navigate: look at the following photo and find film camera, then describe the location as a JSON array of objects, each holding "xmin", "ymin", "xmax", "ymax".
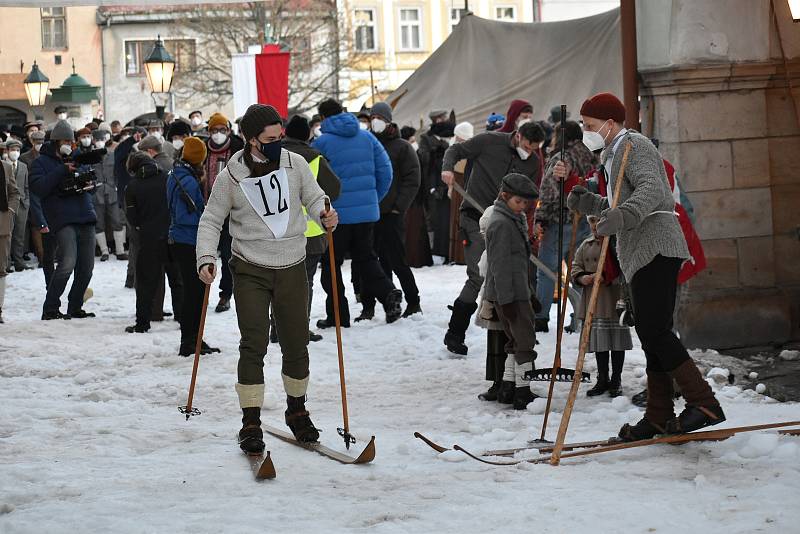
[{"xmin": 60, "ymin": 149, "xmax": 106, "ymax": 196}]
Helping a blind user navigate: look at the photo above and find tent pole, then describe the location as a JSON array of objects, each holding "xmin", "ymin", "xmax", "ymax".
[{"xmin": 620, "ymin": 0, "xmax": 639, "ymax": 130}]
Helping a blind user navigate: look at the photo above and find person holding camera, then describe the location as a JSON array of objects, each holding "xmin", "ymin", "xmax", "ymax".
[
  {"xmin": 167, "ymin": 136, "xmax": 219, "ymax": 357},
  {"xmin": 29, "ymin": 120, "xmax": 97, "ymax": 320}
]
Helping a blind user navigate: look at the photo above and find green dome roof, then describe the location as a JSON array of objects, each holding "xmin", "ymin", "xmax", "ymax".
[{"xmin": 60, "ymin": 72, "xmax": 91, "ymax": 88}]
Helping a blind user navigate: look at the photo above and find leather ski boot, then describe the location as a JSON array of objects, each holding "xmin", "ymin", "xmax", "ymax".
[
  {"xmin": 479, "ymin": 332, "xmax": 507, "ymax": 401},
  {"xmin": 239, "ymin": 407, "xmax": 265, "ymax": 454},
  {"xmin": 666, "ymin": 360, "xmax": 725, "ymax": 433},
  {"xmin": 285, "ymin": 395, "xmax": 320, "ymax": 443},
  {"xmin": 443, "ymin": 299, "xmax": 477, "ymax": 356},
  {"xmin": 618, "ymin": 370, "xmax": 674, "ymax": 442},
  {"xmin": 383, "ymin": 289, "xmax": 403, "ymax": 324}
]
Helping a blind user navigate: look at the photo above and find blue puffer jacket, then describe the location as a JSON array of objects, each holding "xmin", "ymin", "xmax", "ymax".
[
  {"xmin": 312, "ymin": 113, "xmax": 392, "ymax": 224},
  {"xmin": 166, "ymin": 161, "xmax": 205, "ymax": 246},
  {"xmin": 29, "ymin": 142, "xmax": 97, "ymax": 234}
]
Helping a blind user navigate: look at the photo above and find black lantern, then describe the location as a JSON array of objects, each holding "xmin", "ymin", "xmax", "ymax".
[{"xmin": 24, "ymin": 61, "xmax": 50, "ymax": 107}]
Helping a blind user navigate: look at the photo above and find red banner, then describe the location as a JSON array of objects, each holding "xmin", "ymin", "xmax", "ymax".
[{"xmin": 255, "ymin": 44, "xmax": 290, "ymax": 118}]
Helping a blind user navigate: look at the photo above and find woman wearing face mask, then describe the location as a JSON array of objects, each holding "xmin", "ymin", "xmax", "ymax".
[
  {"xmin": 532, "ymin": 120, "xmax": 596, "ymax": 333},
  {"xmin": 196, "ymin": 104, "xmax": 338, "ymax": 452},
  {"xmin": 203, "ymin": 112, "xmax": 245, "ymax": 313}
]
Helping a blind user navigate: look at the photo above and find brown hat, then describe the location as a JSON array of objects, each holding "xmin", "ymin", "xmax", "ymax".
[
  {"xmin": 76, "ymin": 127, "xmax": 92, "ymax": 137},
  {"xmin": 239, "ymin": 104, "xmax": 282, "ymax": 141},
  {"xmin": 182, "ymin": 136, "xmax": 207, "ymax": 165},
  {"xmin": 5, "ymin": 139, "xmax": 22, "ymax": 150},
  {"xmin": 207, "ymin": 112, "xmax": 229, "ymax": 131}
]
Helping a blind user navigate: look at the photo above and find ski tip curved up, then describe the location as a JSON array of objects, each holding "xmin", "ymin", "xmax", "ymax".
[{"xmin": 256, "ymin": 451, "xmax": 277, "ymax": 480}]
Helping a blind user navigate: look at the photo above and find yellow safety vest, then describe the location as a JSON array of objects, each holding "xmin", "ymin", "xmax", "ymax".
[{"xmin": 304, "ymin": 156, "xmax": 325, "ymax": 238}]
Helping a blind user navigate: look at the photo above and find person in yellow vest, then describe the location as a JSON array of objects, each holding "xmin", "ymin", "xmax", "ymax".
[{"xmin": 281, "ymin": 115, "xmax": 341, "ymax": 342}]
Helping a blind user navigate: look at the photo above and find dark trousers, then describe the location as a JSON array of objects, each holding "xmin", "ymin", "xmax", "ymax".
[
  {"xmin": 125, "ymin": 222, "xmax": 139, "ymax": 287},
  {"xmin": 170, "ymin": 242, "xmax": 206, "ymax": 346},
  {"xmin": 44, "ymin": 223, "xmax": 95, "ymax": 314},
  {"xmin": 219, "ymin": 219, "xmax": 233, "ymax": 300},
  {"xmin": 363, "ymin": 213, "xmax": 420, "ymax": 307},
  {"xmin": 136, "ymin": 238, "xmax": 182, "ymax": 328},
  {"xmin": 630, "ymin": 255, "xmax": 691, "ymax": 373},
  {"xmin": 41, "ymin": 231, "xmax": 57, "ymax": 288},
  {"xmin": 320, "ymin": 222, "xmax": 395, "ymax": 324},
  {"xmin": 495, "ymin": 300, "xmax": 537, "ymax": 365},
  {"xmin": 305, "ymin": 252, "xmax": 322, "ymax": 320},
  {"xmin": 149, "ymin": 259, "xmax": 183, "ymax": 323}
]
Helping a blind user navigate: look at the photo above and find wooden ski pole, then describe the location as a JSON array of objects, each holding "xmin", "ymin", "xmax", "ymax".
[
  {"xmin": 324, "ymin": 199, "xmax": 354, "ymax": 449},
  {"xmin": 550, "ymin": 142, "xmax": 632, "ymax": 465},
  {"xmin": 180, "ymin": 282, "xmax": 211, "ymax": 420},
  {"xmin": 537, "ymin": 209, "xmax": 581, "ymax": 442}
]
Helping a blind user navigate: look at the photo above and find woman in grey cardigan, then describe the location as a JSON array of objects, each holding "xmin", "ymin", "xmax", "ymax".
[{"xmin": 561, "ymin": 93, "xmax": 724, "ymax": 441}]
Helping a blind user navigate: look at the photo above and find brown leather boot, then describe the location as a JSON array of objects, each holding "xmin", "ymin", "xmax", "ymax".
[
  {"xmin": 618, "ymin": 370, "xmax": 674, "ymax": 441},
  {"xmin": 666, "ymin": 360, "xmax": 725, "ymax": 433}
]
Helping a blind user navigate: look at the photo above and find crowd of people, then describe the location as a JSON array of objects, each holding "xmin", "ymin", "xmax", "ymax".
[{"xmin": 0, "ymin": 90, "xmax": 724, "ymax": 450}]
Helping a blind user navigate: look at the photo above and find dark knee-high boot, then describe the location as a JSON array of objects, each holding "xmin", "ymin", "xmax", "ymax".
[
  {"xmin": 666, "ymin": 360, "xmax": 725, "ymax": 433},
  {"xmin": 586, "ymin": 352, "xmax": 610, "ymax": 397},
  {"xmin": 618, "ymin": 370, "xmax": 675, "ymax": 441},
  {"xmin": 479, "ymin": 329, "xmax": 507, "ymax": 401},
  {"xmin": 608, "ymin": 351, "xmax": 625, "ymax": 397}
]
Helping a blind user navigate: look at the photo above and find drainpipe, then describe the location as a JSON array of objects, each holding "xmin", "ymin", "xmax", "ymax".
[
  {"xmin": 100, "ymin": 18, "xmax": 110, "ymax": 120},
  {"xmin": 620, "ymin": 0, "xmax": 639, "ymax": 129}
]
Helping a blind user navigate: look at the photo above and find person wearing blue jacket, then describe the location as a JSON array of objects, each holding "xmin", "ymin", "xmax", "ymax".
[
  {"xmin": 166, "ymin": 137, "xmax": 219, "ymax": 357},
  {"xmin": 29, "ymin": 120, "xmax": 97, "ymax": 320},
  {"xmin": 311, "ymin": 98, "xmax": 402, "ymax": 326}
]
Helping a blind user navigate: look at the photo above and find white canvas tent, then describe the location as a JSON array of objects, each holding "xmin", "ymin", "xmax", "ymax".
[{"xmin": 387, "ymin": 8, "xmax": 623, "ymax": 129}]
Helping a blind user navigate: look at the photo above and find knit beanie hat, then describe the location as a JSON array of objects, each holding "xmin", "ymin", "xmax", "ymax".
[
  {"xmin": 579, "ymin": 92, "xmax": 626, "ymax": 123},
  {"xmin": 501, "ymin": 173, "xmax": 538, "ymax": 200},
  {"xmin": 454, "ymin": 121, "xmax": 474, "ymax": 141},
  {"xmin": 318, "ymin": 99, "xmax": 343, "ymax": 119},
  {"xmin": 167, "ymin": 120, "xmax": 192, "ymax": 139},
  {"xmin": 285, "ymin": 115, "xmax": 310, "ymax": 141},
  {"xmin": 50, "ymin": 120, "xmax": 74, "ymax": 141},
  {"xmin": 239, "ymin": 104, "xmax": 282, "ymax": 141},
  {"xmin": 370, "ymin": 102, "xmax": 392, "ymax": 123},
  {"xmin": 182, "ymin": 136, "xmax": 207, "ymax": 165},
  {"xmin": 207, "ymin": 112, "xmax": 229, "ymax": 131}
]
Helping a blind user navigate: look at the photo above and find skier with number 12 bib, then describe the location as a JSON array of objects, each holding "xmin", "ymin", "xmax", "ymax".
[{"xmin": 196, "ymin": 104, "xmax": 338, "ymax": 454}]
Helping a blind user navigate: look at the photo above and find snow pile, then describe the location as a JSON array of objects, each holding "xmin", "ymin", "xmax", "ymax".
[
  {"xmin": 0, "ymin": 261, "xmax": 799, "ymax": 533},
  {"xmin": 779, "ymin": 350, "xmax": 800, "ymax": 361},
  {"xmin": 706, "ymin": 367, "xmax": 730, "ymax": 384}
]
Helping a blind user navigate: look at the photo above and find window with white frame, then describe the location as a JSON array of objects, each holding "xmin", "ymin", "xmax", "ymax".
[
  {"xmin": 399, "ymin": 8, "xmax": 422, "ymax": 51},
  {"xmin": 41, "ymin": 7, "xmax": 67, "ymax": 49},
  {"xmin": 354, "ymin": 9, "xmax": 377, "ymax": 52},
  {"xmin": 495, "ymin": 6, "xmax": 516, "ymax": 21},
  {"xmin": 450, "ymin": 8, "xmax": 465, "ymax": 32}
]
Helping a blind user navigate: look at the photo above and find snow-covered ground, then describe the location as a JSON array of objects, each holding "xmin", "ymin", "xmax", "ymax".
[{"xmin": 1, "ymin": 260, "xmax": 798, "ymax": 533}]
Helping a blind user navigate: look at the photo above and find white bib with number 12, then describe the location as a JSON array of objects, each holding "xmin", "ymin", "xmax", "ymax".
[{"xmin": 240, "ymin": 168, "xmax": 291, "ymax": 238}]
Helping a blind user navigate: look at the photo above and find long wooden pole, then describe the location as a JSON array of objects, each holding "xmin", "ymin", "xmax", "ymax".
[
  {"xmin": 182, "ymin": 283, "xmax": 210, "ymax": 420},
  {"xmin": 550, "ymin": 142, "xmax": 632, "ymax": 465},
  {"xmin": 324, "ymin": 199, "xmax": 352, "ymax": 449}
]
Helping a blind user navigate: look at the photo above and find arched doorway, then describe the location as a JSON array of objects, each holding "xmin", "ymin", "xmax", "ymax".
[{"xmin": 0, "ymin": 106, "xmax": 27, "ymax": 127}]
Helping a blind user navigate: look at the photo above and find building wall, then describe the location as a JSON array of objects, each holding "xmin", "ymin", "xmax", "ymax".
[
  {"xmin": 638, "ymin": 0, "xmax": 800, "ymax": 349},
  {"xmin": 0, "ymin": 6, "xmax": 101, "ymax": 123}
]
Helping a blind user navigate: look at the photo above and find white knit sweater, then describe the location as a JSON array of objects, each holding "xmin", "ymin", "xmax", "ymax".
[{"xmin": 196, "ymin": 148, "xmax": 327, "ymax": 271}]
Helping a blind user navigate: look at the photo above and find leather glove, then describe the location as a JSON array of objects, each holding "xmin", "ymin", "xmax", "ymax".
[
  {"xmin": 500, "ymin": 303, "xmax": 518, "ymax": 321},
  {"xmin": 566, "ymin": 185, "xmax": 594, "ymax": 214},
  {"xmin": 596, "ymin": 207, "xmax": 625, "ymax": 236}
]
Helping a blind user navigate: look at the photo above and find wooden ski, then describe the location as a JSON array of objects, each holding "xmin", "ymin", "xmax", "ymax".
[
  {"xmin": 415, "ymin": 432, "xmax": 612, "ymax": 456},
  {"xmin": 264, "ymin": 425, "xmax": 376, "ymax": 465},
  {"xmin": 236, "ymin": 435, "xmax": 276, "ymax": 480}
]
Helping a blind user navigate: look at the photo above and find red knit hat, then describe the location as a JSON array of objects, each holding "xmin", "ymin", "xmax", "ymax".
[{"xmin": 580, "ymin": 92, "xmax": 626, "ymax": 123}]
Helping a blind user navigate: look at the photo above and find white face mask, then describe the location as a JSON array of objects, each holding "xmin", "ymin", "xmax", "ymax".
[
  {"xmin": 359, "ymin": 122, "xmax": 369, "ymax": 131},
  {"xmin": 582, "ymin": 130, "xmax": 605, "ymax": 152},
  {"xmin": 516, "ymin": 146, "xmax": 530, "ymax": 160},
  {"xmin": 57, "ymin": 113, "xmax": 67, "ymax": 120},
  {"xmin": 411, "ymin": 141, "xmax": 419, "ymax": 151},
  {"xmin": 172, "ymin": 139, "xmax": 184, "ymax": 150},
  {"xmin": 312, "ymin": 126, "xmax": 322, "ymax": 138},
  {"xmin": 150, "ymin": 130, "xmax": 163, "ymax": 140},
  {"xmin": 34, "ymin": 143, "xmax": 43, "ymax": 152},
  {"xmin": 211, "ymin": 132, "xmax": 228, "ymax": 145},
  {"xmin": 60, "ymin": 143, "xmax": 73, "ymax": 156},
  {"xmin": 119, "ymin": 134, "xmax": 130, "ymax": 143},
  {"xmin": 517, "ymin": 117, "xmax": 532, "ymax": 128},
  {"xmin": 80, "ymin": 137, "xmax": 92, "ymax": 147},
  {"xmin": 8, "ymin": 150, "xmax": 20, "ymax": 162},
  {"xmin": 94, "ymin": 141, "xmax": 105, "ymax": 149},
  {"xmin": 191, "ymin": 117, "xmax": 202, "ymax": 127},
  {"xmin": 371, "ymin": 118, "xmax": 387, "ymax": 134}
]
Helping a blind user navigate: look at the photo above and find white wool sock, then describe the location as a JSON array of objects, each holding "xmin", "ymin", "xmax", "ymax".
[
  {"xmin": 96, "ymin": 232, "xmax": 109, "ymax": 255},
  {"xmin": 235, "ymin": 383, "xmax": 265, "ymax": 409},
  {"xmin": 503, "ymin": 356, "xmax": 515, "ymax": 382},
  {"xmin": 113, "ymin": 228, "xmax": 126, "ymax": 255},
  {"xmin": 516, "ymin": 361, "xmax": 533, "ymax": 388}
]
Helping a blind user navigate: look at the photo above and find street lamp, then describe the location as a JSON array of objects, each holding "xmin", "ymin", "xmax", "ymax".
[
  {"xmin": 144, "ymin": 36, "xmax": 175, "ymax": 118},
  {"xmin": 789, "ymin": 0, "xmax": 800, "ymax": 22},
  {"xmin": 24, "ymin": 61, "xmax": 50, "ymax": 108}
]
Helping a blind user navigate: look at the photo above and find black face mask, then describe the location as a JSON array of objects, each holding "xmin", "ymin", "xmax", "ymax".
[{"xmin": 259, "ymin": 140, "xmax": 282, "ymax": 162}]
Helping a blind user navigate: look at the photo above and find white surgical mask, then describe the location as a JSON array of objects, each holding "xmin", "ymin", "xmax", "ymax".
[
  {"xmin": 80, "ymin": 137, "xmax": 92, "ymax": 147},
  {"xmin": 313, "ymin": 126, "xmax": 322, "ymax": 138},
  {"xmin": 517, "ymin": 117, "xmax": 531, "ymax": 128},
  {"xmin": 211, "ymin": 132, "xmax": 227, "ymax": 145},
  {"xmin": 34, "ymin": 143, "xmax": 43, "ymax": 152},
  {"xmin": 94, "ymin": 141, "xmax": 105, "ymax": 149},
  {"xmin": 60, "ymin": 144, "xmax": 73, "ymax": 156},
  {"xmin": 191, "ymin": 117, "xmax": 202, "ymax": 127},
  {"xmin": 172, "ymin": 139, "xmax": 184, "ymax": 150},
  {"xmin": 371, "ymin": 118, "xmax": 387, "ymax": 134},
  {"xmin": 582, "ymin": 130, "xmax": 605, "ymax": 152},
  {"xmin": 57, "ymin": 113, "xmax": 67, "ymax": 120},
  {"xmin": 359, "ymin": 122, "xmax": 369, "ymax": 131},
  {"xmin": 8, "ymin": 150, "xmax": 20, "ymax": 162},
  {"xmin": 411, "ymin": 141, "xmax": 419, "ymax": 151},
  {"xmin": 150, "ymin": 130, "xmax": 163, "ymax": 140},
  {"xmin": 516, "ymin": 146, "xmax": 530, "ymax": 160}
]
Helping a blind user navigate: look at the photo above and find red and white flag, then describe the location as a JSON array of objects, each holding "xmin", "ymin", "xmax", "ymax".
[{"xmin": 231, "ymin": 44, "xmax": 290, "ymax": 120}]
